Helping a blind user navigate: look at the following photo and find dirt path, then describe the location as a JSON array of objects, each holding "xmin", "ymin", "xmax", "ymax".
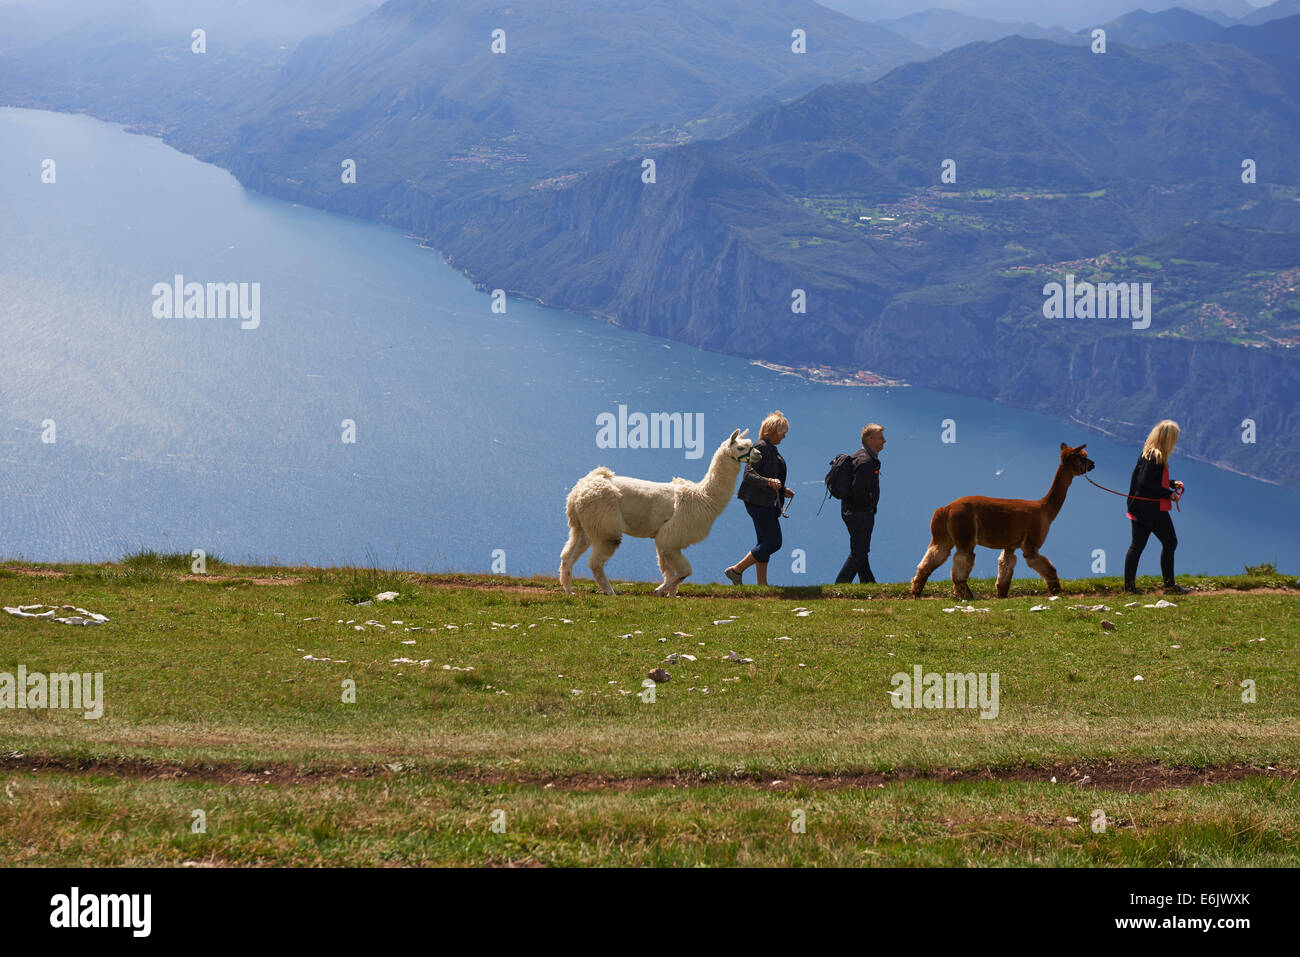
[{"xmin": 2, "ymin": 753, "xmax": 1293, "ymax": 793}]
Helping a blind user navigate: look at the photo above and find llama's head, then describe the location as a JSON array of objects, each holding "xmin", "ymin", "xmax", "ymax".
[
  {"xmin": 1059, "ymin": 442, "xmax": 1095, "ymax": 476},
  {"xmin": 725, "ymin": 428, "xmax": 760, "ymax": 465}
]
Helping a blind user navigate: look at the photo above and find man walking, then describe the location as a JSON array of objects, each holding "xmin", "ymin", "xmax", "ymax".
[{"xmin": 835, "ymin": 423, "xmax": 885, "ymax": 584}]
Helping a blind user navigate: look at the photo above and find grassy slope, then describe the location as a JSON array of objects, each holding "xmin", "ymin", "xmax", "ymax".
[{"xmin": 1, "ymin": 559, "xmax": 1296, "ymax": 865}]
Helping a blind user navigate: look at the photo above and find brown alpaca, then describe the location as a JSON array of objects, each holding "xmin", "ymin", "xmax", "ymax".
[{"xmin": 910, "ymin": 443, "xmax": 1095, "ymax": 599}]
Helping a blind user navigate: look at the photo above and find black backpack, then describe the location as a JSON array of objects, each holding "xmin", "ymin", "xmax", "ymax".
[{"xmin": 825, "ymin": 453, "xmax": 857, "ymax": 500}]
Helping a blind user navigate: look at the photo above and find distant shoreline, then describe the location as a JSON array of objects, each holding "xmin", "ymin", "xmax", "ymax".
[{"xmin": 749, "ymin": 360, "xmax": 909, "ymax": 388}]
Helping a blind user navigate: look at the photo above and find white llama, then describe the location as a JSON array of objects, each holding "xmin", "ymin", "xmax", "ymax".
[{"xmin": 559, "ymin": 429, "xmax": 759, "ymax": 596}]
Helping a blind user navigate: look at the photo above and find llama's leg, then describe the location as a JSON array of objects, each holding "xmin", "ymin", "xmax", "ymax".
[
  {"xmin": 588, "ymin": 537, "xmax": 621, "ymax": 596},
  {"xmin": 559, "ymin": 527, "xmax": 590, "ymax": 594},
  {"xmin": 995, "ymin": 548, "xmax": 1017, "ymax": 599},
  {"xmin": 665, "ymin": 549, "xmax": 691, "ymax": 596},
  {"xmin": 951, "ymin": 550, "xmax": 976, "ymax": 600},
  {"xmin": 653, "ymin": 545, "xmax": 677, "ymax": 596},
  {"xmin": 1023, "ymin": 550, "xmax": 1060, "ymax": 596},
  {"xmin": 910, "ymin": 543, "xmax": 952, "ymax": 597}
]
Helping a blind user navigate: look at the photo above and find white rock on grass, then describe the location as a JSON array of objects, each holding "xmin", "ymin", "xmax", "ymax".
[
  {"xmin": 5, "ymin": 604, "xmax": 109, "ymax": 625},
  {"xmin": 375, "ymin": 592, "xmax": 399, "ymax": 602}
]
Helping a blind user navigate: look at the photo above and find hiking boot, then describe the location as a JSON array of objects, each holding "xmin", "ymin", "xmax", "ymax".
[
  {"xmin": 724, "ymin": 567, "xmax": 744, "ymax": 586},
  {"xmin": 1163, "ymin": 581, "xmax": 1189, "ymax": 595},
  {"xmin": 1122, "ymin": 581, "xmax": 1142, "ymax": 594}
]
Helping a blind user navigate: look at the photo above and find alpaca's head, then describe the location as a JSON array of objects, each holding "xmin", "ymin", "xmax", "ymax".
[
  {"xmin": 1058, "ymin": 442, "xmax": 1095, "ymax": 476},
  {"xmin": 722, "ymin": 429, "xmax": 760, "ymax": 466}
]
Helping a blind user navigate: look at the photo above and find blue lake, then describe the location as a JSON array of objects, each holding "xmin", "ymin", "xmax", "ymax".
[{"xmin": 1, "ymin": 107, "xmax": 1296, "ymax": 584}]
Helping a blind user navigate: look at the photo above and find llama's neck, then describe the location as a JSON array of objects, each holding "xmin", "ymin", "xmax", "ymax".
[
  {"xmin": 695, "ymin": 449, "xmax": 742, "ymax": 514},
  {"xmin": 1042, "ymin": 465, "xmax": 1075, "ymax": 518}
]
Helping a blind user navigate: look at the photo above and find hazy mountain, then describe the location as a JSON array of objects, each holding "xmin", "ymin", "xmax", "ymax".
[
  {"xmin": 0, "ymin": 0, "xmax": 929, "ymax": 207},
  {"xmin": 817, "ymin": 1, "xmax": 1177, "ymax": 31},
  {"xmin": 1216, "ymin": 11, "xmax": 1300, "ymax": 66},
  {"xmin": 188, "ymin": 0, "xmax": 929, "ymax": 216},
  {"xmin": 725, "ymin": 36, "xmax": 1300, "ymax": 191},
  {"xmin": 873, "ymin": 8, "xmax": 1082, "ymax": 50},
  {"xmin": 1204, "ymin": 0, "xmax": 1263, "ymax": 17},
  {"xmin": 1083, "ymin": 6, "xmax": 1231, "ymax": 46},
  {"xmin": 1185, "ymin": 5, "xmax": 1240, "ymax": 24},
  {"xmin": 1237, "ymin": 0, "xmax": 1300, "ymax": 24}
]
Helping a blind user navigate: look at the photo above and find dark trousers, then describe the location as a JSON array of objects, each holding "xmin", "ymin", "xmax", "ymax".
[
  {"xmin": 1124, "ymin": 511, "xmax": 1177, "ymax": 584},
  {"xmin": 745, "ymin": 503, "xmax": 782, "ymax": 563},
  {"xmin": 836, "ymin": 510, "xmax": 876, "ymax": 583}
]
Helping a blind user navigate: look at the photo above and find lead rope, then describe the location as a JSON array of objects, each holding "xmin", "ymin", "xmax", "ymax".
[{"xmin": 1086, "ymin": 476, "xmax": 1183, "ymax": 512}]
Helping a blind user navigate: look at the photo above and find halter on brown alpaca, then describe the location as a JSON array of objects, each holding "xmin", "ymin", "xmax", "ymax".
[{"xmin": 910, "ymin": 443, "xmax": 1095, "ymax": 599}]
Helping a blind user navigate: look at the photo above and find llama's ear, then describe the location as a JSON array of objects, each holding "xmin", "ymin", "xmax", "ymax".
[
  {"xmin": 739, "ymin": 428, "xmax": 749, "ymax": 438},
  {"xmin": 730, "ymin": 429, "xmax": 741, "ymax": 442},
  {"xmin": 1079, "ymin": 444, "xmax": 1087, "ymax": 450},
  {"xmin": 1060, "ymin": 442, "xmax": 1068, "ymax": 451}
]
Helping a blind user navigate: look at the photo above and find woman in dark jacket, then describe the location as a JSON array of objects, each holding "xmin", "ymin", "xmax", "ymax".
[
  {"xmin": 725, "ymin": 411, "xmax": 794, "ymax": 586},
  {"xmin": 1124, "ymin": 419, "xmax": 1187, "ymax": 595}
]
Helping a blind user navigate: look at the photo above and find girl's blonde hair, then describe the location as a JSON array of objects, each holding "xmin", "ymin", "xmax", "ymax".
[
  {"xmin": 760, "ymin": 410, "xmax": 789, "ymax": 442},
  {"xmin": 1141, "ymin": 419, "xmax": 1180, "ymax": 464}
]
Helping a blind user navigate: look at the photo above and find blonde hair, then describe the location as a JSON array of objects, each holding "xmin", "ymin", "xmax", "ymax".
[
  {"xmin": 1141, "ymin": 419, "xmax": 1180, "ymax": 464},
  {"xmin": 861, "ymin": 423, "xmax": 883, "ymax": 447},
  {"xmin": 760, "ymin": 411, "xmax": 789, "ymax": 442}
]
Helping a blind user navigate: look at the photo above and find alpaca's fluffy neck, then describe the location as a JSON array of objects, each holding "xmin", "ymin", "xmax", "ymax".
[
  {"xmin": 1041, "ymin": 464, "xmax": 1076, "ymax": 518},
  {"xmin": 691, "ymin": 446, "xmax": 742, "ymax": 513}
]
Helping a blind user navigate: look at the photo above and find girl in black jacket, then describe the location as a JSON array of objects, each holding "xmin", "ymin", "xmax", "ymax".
[
  {"xmin": 725, "ymin": 411, "xmax": 794, "ymax": 586},
  {"xmin": 1123, "ymin": 419, "xmax": 1186, "ymax": 595}
]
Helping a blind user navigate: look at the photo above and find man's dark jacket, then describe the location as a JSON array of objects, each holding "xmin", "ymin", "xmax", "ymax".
[{"xmin": 844, "ymin": 447, "xmax": 880, "ymax": 514}]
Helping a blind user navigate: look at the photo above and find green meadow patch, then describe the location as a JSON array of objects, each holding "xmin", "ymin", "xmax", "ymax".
[{"xmin": 0, "ymin": 560, "xmax": 1296, "ymax": 865}]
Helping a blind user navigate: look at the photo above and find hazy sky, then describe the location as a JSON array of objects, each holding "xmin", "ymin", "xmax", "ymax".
[{"xmin": 0, "ymin": 0, "xmax": 1277, "ymax": 34}]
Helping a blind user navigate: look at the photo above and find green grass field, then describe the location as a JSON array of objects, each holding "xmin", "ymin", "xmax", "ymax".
[{"xmin": 1, "ymin": 557, "xmax": 1296, "ymax": 866}]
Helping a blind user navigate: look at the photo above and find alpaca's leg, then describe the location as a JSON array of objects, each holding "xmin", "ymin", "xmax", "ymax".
[
  {"xmin": 653, "ymin": 545, "xmax": 677, "ymax": 596},
  {"xmin": 588, "ymin": 537, "xmax": 621, "ymax": 596},
  {"xmin": 1023, "ymin": 550, "xmax": 1060, "ymax": 596},
  {"xmin": 911, "ymin": 543, "xmax": 951, "ymax": 598},
  {"xmin": 559, "ymin": 526, "xmax": 590, "ymax": 594},
  {"xmin": 951, "ymin": 550, "xmax": 976, "ymax": 600},
  {"xmin": 666, "ymin": 549, "xmax": 691, "ymax": 596},
  {"xmin": 995, "ymin": 548, "xmax": 1017, "ymax": 599}
]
